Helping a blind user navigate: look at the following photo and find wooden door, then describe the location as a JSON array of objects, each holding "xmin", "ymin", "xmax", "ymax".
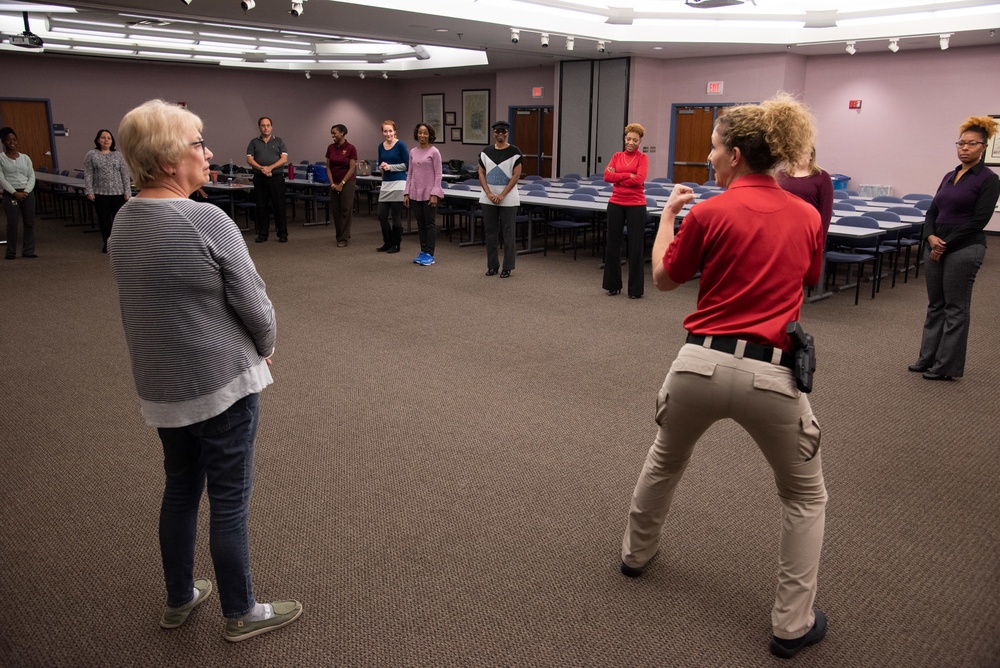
[
  {"xmin": 511, "ymin": 106, "xmax": 553, "ymax": 177},
  {"xmin": 0, "ymin": 99, "xmax": 55, "ymax": 172},
  {"xmin": 671, "ymin": 106, "xmax": 714, "ymax": 184}
]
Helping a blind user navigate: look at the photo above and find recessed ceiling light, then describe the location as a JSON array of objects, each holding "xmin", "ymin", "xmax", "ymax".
[
  {"xmin": 434, "ymin": 28, "xmax": 449, "ymax": 33},
  {"xmin": 652, "ymin": 46, "xmax": 663, "ymax": 50}
]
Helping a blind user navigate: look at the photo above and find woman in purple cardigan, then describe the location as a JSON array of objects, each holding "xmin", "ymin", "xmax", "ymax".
[
  {"xmin": 403, "ymin": 123, "xmax": 444, "ymax": 266},
  {"xmin": 910, "ymin": 115, "xmax": 999, "ymax": 381}
]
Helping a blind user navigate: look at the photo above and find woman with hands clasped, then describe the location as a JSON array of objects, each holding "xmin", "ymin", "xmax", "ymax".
[
  {"xmin": 375, "ymin": 120, "xmax": 408, "ymax": 254},
  {"xmin": 1, "ymin": 127, "xmax": 37, "ymax": 259},
  {"xmin": 603, "ymin": 123, "xmax": 649, "ymax": 298},
  {"xmin": 326, "ymin": 124, "xmax": 357, "ymax": 247},
  {"xmin": 910, "ymin": 115, "xmax": 999, "ymax": 381},
  {"xmin": 84, "ymin": 128, "xmax": 132, "ymax": 253}
]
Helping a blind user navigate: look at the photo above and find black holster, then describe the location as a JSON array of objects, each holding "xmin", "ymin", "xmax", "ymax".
[{"xmin": 786, "ymin": 322, "xmax": 816, "ymax": 393}]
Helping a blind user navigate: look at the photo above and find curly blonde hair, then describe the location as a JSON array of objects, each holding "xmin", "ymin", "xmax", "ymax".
[
  {"xmin": 714, "ymin": 92, "xmax": 815, "ymax": 174},
  {"xmin": 959, "ymin": 115, "xmax": 998, "ymax": 141},
  {"xmin": 624, "ymin": 123, "xmax": 645, "ymax": 138}
]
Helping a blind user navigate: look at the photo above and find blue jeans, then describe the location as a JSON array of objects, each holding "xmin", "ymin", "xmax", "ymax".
[{"xmin": 157, "ymin": 393, "xmax": 259, "ymax": 618}]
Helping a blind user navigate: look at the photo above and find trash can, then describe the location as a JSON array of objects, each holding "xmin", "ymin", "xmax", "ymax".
[{"xmin": 830, "ymin": 174, "xmax": 850, "ymax": 191}]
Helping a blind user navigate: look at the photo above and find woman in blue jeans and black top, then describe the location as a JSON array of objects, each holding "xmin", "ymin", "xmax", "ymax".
[
  {"xmin": 603, "ymin": 122, "xmax": 649, "ymax": 298},
  {"xmin": 910, "ymin": 115, "xmax": 999, "ymax": 381},
  {"xmin": 621, "ymin": 94, "xmax": 829, "ymax": 660},
  {"xmin": 375, "ymin": 119, "xmax": 408, "ymax": 254},
  {"xmin": 111, "ymin": 100, "xmax": 302, "ymax": 642}
]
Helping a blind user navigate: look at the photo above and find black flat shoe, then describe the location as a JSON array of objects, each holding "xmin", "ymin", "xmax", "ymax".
[
  {"xmin": 628, "ymin": 294, "xmax": 642, "ymax": 299},
  {"xmin": 500, "ymin": 270, "xmax": 511, "ymax": 278},
  {"xmin": 255, "ymin": 237, "xmax": 267, "ymax": 243},
  {"xmin": 376, "ymin": 243, "xmax": 390, "ymax": 252},
  {"xmin": 907, "ymin": 364, "xmax": 929, "ymax": 373},
  {"xmin": 769, "ymin": 609, "xmax": 827, "ymax": 659},
  {"xmin": 620, "ymin": 550, "xmax": 657, "ymax": 578},
  {"xmin": 22, "ymin": 253, "xmax": 37, "ymax": 258},
  {"xmin": 386, "ymin": 246, "xmax": 400, "ymax": 254},
  {"xmin": 278, "ymin": 237, "xmax": 288, "ymax": 243},
  {"xmin": 922, "ymin": 372, "xmax": 954, "ymax": 381},
  {"xmin": 608, "ymin": 289, "xmax": 621, "ymax": 296},
  {"xmin": 485, "ymin": 268, "xmax": 499, "ymax": 276}
]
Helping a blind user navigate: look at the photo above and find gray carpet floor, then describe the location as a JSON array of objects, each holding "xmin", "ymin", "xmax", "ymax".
[{"xmin": 1, "ymin": 206, "xmax": 998, "ymax": 667}]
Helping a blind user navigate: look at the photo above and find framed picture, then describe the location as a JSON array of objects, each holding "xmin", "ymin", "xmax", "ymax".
[
  {"xmin": 445, "ymin": 111, "xmax": 456, "ymax": 126},
  {"xmin": 462, "ymin": 89, "xmax": 490, "ymax": 145},
  {"xmin": 421, "ymin": 93, "xmax": 445, "ymax": 144},
  {"xmin": 450, "ymin": 127, "xmax": 462, "ymax": 142},
  {"xmin": 986, "ymin": 115, "xmax": 1000, "ymax": 166}
]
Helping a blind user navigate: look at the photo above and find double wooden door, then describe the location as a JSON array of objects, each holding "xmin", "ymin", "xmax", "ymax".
[{"xmin": 511, "ymin": 107, "xmax": 553, "ymax": 177}]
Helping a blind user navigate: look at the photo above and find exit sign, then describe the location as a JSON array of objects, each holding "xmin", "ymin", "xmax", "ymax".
[
  {"xmin": 707, "ymin": 81, "xmax": 723, "ymax": 95},
  {"xmin": 532, "ymin": 87, "xmax": 544, "ymax": 98},
  {"xmin": 849, "ymin": 99, "xmax": 862, "ymax": 109}
]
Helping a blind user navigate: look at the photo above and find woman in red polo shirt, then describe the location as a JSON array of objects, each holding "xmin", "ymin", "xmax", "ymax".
[{"xmin": 620, "ymin": 94, "xmax": 828, "ymax": 660}]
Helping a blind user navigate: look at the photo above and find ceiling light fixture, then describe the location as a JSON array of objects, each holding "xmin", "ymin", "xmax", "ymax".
[
  {"xmin": 289, "ymin": 1, "xmax": 304, "ymax": 17},
  {"xmin": 304, "ymin": 71, "xmax": 310, "ymax": 79},
  {"xmin": 845, "ymin": 41, "xmax": 856, "ymax": 55},
  {"xmin": 540, "ymin": 33, "xmax": 549, "ymax": 48},
  {"xmin": 565, "ymin": 36, "xmax": 574, "ymax": 51},
  {"xmin": 887, "ymin": 38, "xmax": 899, "ymax": 52},
  {"xmin": 939, "ymin": 33, "xmax": 951, "ymax": 50},
  {"xmin": 181, "ymin": 0, "xmax": 192, "ymax": 5},
  {"xmin": 359, "ymin": 71, "xmax": 365, "ymax": 79},
  {"xmin": 240, "ymin": 0, "xmax": 255, "ymax": 11},
  {"xmin": 381, "ymin": 71, "xmax": 388, "ymax": 79},
  {"xmin": 332, "ymin": 71, "xmax": 339, "ymax": 78},
  {"xmin": 597, "ymin": 40, "xmax": 606, "ymax": 53},
  {"xmin": 510, "ymin": 28, "xmax": 519, "ymax": 44}
]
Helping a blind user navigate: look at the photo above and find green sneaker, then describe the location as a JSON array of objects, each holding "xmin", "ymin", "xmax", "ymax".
[
  {"xmin": 224, "ymin": 600, "xmax": 303, "ymax": 642},
  {"xmin": 159, "ymin": 579, "xmax": 213, "ymax": 629}
]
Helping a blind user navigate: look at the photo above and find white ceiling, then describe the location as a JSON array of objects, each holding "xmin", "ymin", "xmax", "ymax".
[{"xmin": 1, "ymin": 0, "xmax": 998, "ymax": 76}]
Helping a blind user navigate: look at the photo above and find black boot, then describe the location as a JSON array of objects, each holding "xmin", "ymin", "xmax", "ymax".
[
  {"xmin": 386, "ymin": 227, "xmax": 402, "ymax": 254},
  {"xmin": 376, "ymin": 229, "xmax": 391, "ymax": 252}
]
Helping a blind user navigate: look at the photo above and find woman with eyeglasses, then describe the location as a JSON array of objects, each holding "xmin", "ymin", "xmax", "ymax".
[
  {"xmin": 603, "ymin": 122, "xmax": 649, "ymax": 298},
  {"xmin": 909, "ymin": 116, "xmax": 999, "ymax": 381},
  {"xmin": 0, "ymin": 127, "xmax": 37, "ymax": 259},
  {"xmin": 478, "ymin": 120, "xmax": 522, "ymax": 278},
  {"xmin": 109, "ymin": 100, "xmax": 302, "ymax": 642},
  {"xmin": 84, "ymin": 128, "xmax": 132, "ymax": 253}
]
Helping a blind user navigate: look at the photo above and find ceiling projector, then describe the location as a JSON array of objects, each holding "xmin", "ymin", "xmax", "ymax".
[{"xmin": 9, "ymin": 32, "xmax": 43, "ymax": 48}]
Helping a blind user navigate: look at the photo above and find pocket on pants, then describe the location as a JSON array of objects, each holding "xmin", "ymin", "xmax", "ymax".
[
  {"xmin": 798, "ymin": 412, "xmax": 822, "ymax": 462},
  {"xmin": 752, "ymin": 368, "xmax": 799, "ymax": 399}
]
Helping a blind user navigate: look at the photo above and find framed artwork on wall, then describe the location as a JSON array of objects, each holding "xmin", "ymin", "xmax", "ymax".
[
  {"xmin": 445, "ymin": 111, "xmax": 456, "ymax": 126},
  {"xmin": 421, "ymin": 93, "xmax": 445, "ymax": 144},
  {"xmin": 462, "ymin": 89, "xmax": 490, "ymax": 145},
  {"xmin": 985, "ymin": 115, "xmax": 1000, "ymax": 166},
  {"xmin": 450, "ymin": 127, "xmax": 462, "ymax": 142}
]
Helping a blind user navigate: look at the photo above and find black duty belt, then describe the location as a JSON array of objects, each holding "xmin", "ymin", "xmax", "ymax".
[{"xmin": 685, "ymin": 333, "xmax": 794, "ymax": 370}]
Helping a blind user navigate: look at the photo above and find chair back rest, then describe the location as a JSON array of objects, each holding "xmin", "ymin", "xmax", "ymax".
[
  {"xmin": 691, "ymin": 186, "xmax": 711, "ymax": 194},
  {"xmin": 872, "ymin": 195, "xmax": 905, "ymax": 203},
  {"xmin": 914, "ymin": 199, "xmax": 932, "ymax": 211},
  {"xmin": 885, "ymin": 206, "xmax": 923, "ymax": 217},
  {"xmin": 450, "ymin": 184, "xmax": 471, "ymax": 190},
  {"xmin": 837, "ymin": 215, "xmax": 879, "ymax": 229},
  {"xmin": 646, "ymin": 197, "xmax": 659, "ymax": 208},
  {"xmin": 844, "ymin": 199, "xmax": 868, "ymax": 207},
  {"xmin": 698, "ymin": 191, "xmax": 721, "ymax": 200},
  {"xmin": 645, "ymin": 187, "xmax": 671, "ymax": 197},
  {"xmin": 680, "ymin": 181, "xmax": 699, "ymax": 187},
  {"xmin": 567, "ymin": 193, "xmax": 595, "ymax": 201},
  {"xmin": 845, "ymin": 190, "xmax": 860, "ymax": 196},
  {"xmin": 832, "ymin": 190, "xmax": 849, "ymax": 200},
  {"xmin": 832, "ymin": 202, "xmax": 855, "ymax": 211},
  {"xmin": 902, "ymin": 193, "xmax": 933, "ymax": 201},
  {"xmin": 573, "ymin": 187, "xmax": 599, "ymax": 196},
  {"xmin": 866, "ymin": 210, "xmax": 900, "ymax": 222},
  {"xmin": 651, "ymin": 177, "xmax": 672, "ymax": 184},
  {"xmin": 522, "ymin": 174, "xmax": 543, "ymax": 181},
  {"xmin": 702, "ymin": 180, "xmax": 716, "ymax": 187}
]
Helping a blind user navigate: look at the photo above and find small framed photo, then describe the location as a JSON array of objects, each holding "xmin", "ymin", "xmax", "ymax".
[
  {"xmin": 445, "ymin": 111, "xmax": 457, "ymax": 126},
  {"xmin": 450, "ymin": 127, "xmax": 462, "ymax": 142},
  {"xmin": 986, "ymin": 115, "xmax": 1000, "ymax": 166}
]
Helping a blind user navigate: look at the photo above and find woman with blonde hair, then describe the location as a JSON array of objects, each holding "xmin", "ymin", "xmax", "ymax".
[
  {"xmin": 603, "ymin": 122, "xmax": 649, "ymax": 298},
  {"xmin": 777, "ymin": 146, "xmax": 833, "ymax": 244},
  {"xmin": 375, "ymin": 119, "xmax": 408, "ymax": 254},
  {"xmin": 620, "ymin": 94, "xmax": 828, "ymax": 660},
  {"xmin": 909, "ymin": 115, "xmax": 999, "ymax": 380},
  {"xmin": 110, "ymin": 99, "xmax": 302, "ymax": 642}
]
